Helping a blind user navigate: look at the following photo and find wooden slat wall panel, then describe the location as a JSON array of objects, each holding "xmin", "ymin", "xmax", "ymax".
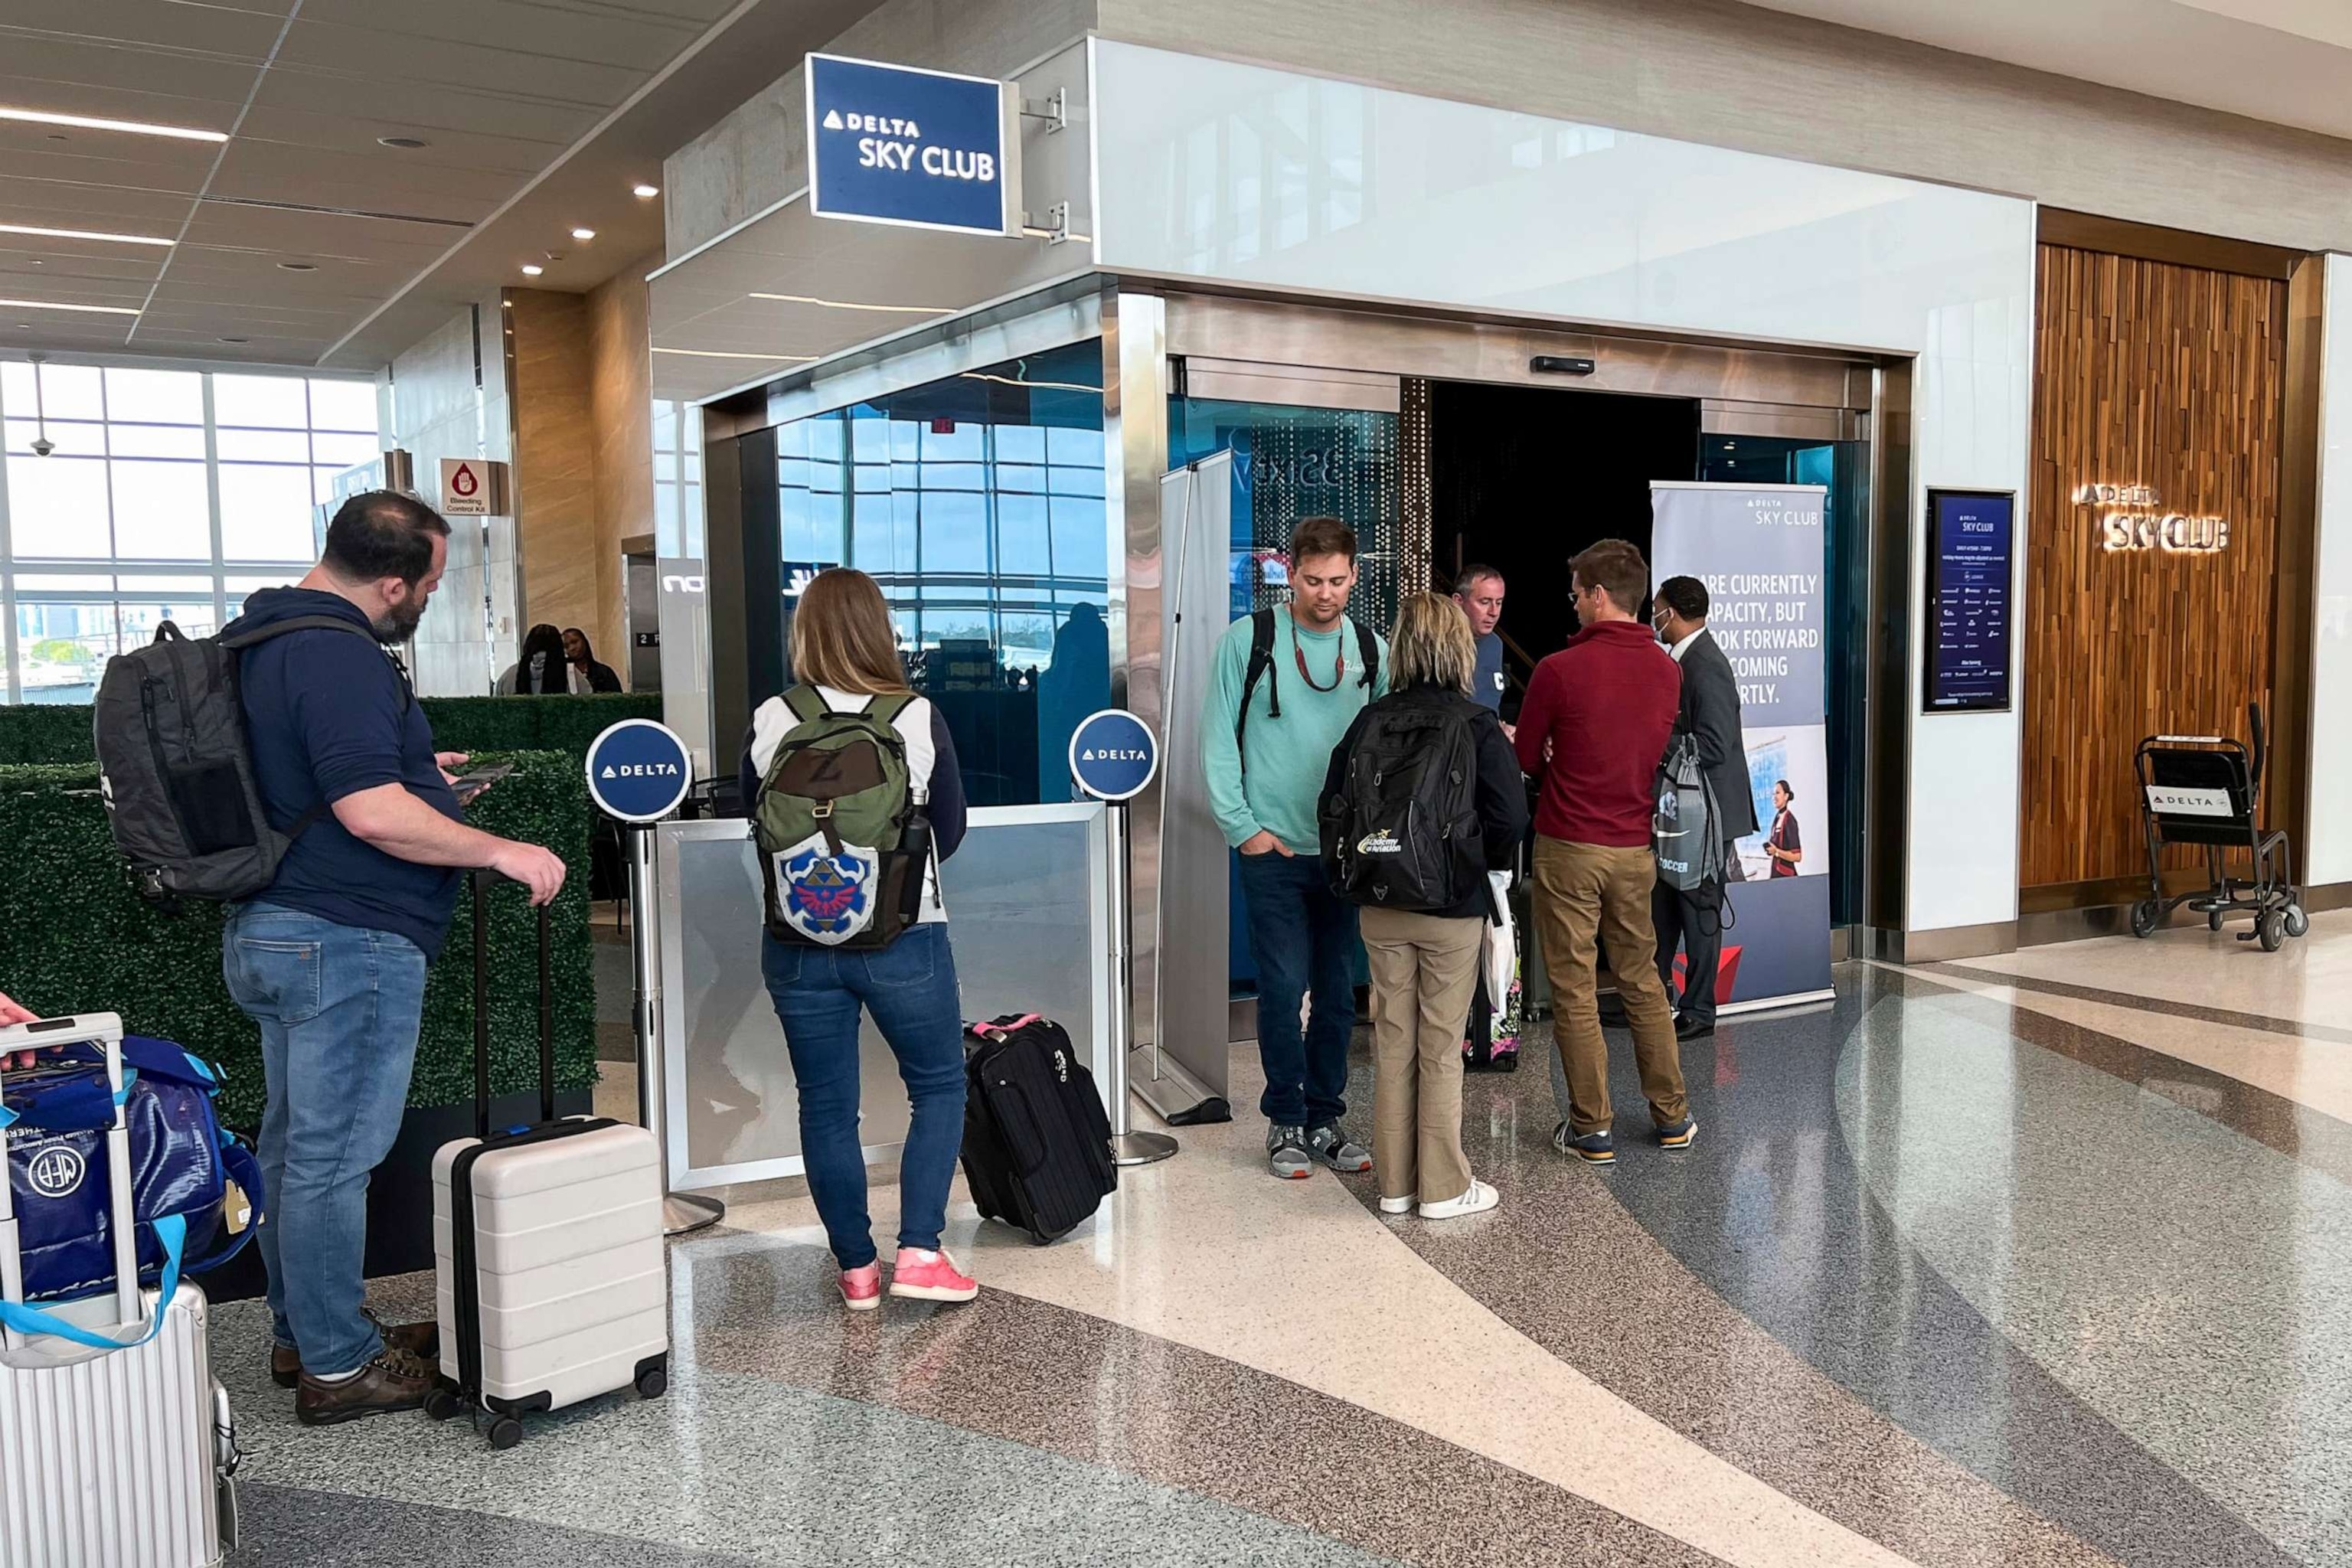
[{"xmin": 2022, "ymin": 245, "xmax": 2285, "ymax": 888}]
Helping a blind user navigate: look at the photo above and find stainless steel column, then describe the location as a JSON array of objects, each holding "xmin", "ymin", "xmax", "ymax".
[
  {"xmin": 1103, "ymin": 802, "xmax": 1176, "ymax": 1166},
  {"xmin": 629, "ymin": 825, "xmax": 723, "ymax": 1235}
]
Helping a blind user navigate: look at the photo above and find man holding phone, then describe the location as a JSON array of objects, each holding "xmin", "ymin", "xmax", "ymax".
[{"xmin": 220, "ymin": 491, "xmax": 564, "ymax": 1427}]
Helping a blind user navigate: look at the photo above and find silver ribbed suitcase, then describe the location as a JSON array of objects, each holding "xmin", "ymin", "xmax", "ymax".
[{"xmin": 0, "ymin": 1013, "xmax": 237, "ymax": 1568}]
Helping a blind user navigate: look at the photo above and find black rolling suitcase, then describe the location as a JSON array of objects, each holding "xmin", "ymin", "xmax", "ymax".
[{"xmin": 959, "ymin": 1014, "xmax": 1116, "ymax": 1244}]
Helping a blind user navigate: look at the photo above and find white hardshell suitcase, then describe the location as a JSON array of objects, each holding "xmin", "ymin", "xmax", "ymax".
[
  {"xmin": 0, "ymin": 1012, "xmax": 237, "ymax": 1568},
  {"xmin": 428, "ymin": 876, "xmax": 668, "ymax": 1449}
]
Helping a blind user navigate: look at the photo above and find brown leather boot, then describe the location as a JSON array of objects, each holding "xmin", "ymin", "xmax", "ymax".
[
  {"xmin": 271, "ymin": 1315, "xmax": 439, "ymax": 1390},
  {"xmin": 294, "ymin": 1345, "xmax": 439, "ymax": 1426}
]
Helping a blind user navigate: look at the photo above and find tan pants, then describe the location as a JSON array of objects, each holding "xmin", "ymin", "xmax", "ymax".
[
  {"xmin": 1359, "ymin": 906, "xmax": 1483, "ymax": 1205},
  {"xmin": 1530, "ymin": 836, "xmax": 1688, "ymax": 1134}
]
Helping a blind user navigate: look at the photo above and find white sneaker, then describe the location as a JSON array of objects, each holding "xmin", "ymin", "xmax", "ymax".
[
  {"xmin": 1418, "ymin": 1178, "xmax": 1499, "ymax": 1220},
  {"xmin": 1377, "ymin": 1194, "xmax": 1414, "ymax": 1215}
]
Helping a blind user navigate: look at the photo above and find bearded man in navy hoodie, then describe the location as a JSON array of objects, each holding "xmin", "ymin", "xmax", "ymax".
[{"xmin": 219, "ymin": 491, "xmax": 564, "ymax": 1426}]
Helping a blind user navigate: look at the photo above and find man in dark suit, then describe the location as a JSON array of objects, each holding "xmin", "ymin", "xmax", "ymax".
[{"xmin": 1650, "ymin": 576, "xmax": 1757, "ymax": 1039}]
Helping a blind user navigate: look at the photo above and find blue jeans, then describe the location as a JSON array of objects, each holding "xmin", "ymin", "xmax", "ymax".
[
  {"xmin": 760, "ymin": 923, "xmax": 966, "ymax": 1271},
  {"xmin": 221, "ymin": 905, "xmax": 427, "ymax": 1378},
  {"xmin": 1236, "ymin": 851, "xmax": 1357, "ymax": 1129}
]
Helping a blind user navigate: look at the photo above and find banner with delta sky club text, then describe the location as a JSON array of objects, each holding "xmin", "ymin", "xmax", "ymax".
[{"xmin": 1650, "ymin": 482, "xmax": 1835, "ymax": 1012}]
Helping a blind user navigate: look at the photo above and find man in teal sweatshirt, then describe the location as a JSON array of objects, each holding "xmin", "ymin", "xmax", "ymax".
[{"xmin": 1200, "ymin": 516, "xmax": 1388, "ymax": 1181}]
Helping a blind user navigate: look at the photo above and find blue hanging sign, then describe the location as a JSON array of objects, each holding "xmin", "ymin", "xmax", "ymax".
[
  {"xmin": 805, "ymin": 54, "xmax": 1019, "ymax": 237},
  {"xmin": 1069, "ymin": 710, "xmax": 1159, "ymax": 803},
  {"xmin": 586, "ymin": 719, "xmax": 694, "ymax": 824}
]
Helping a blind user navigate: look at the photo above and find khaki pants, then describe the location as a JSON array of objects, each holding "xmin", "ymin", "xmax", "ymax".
[
  {"xmin": 1530, "ymin": 836, "xmax": 1688, "ymax": 1134},
  {"xmin": 1359, "ymin": 906, "xmax": 1483, "ymax": 1205}
]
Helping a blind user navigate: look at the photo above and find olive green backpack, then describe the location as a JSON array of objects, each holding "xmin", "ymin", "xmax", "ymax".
[{"xmin": 752, "ymin": 687, "xmax": 932, "ymax": 948}]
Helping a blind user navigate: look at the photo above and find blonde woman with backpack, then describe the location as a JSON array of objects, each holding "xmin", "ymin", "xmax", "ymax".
[
  {"xmin": 738, "ymin": 568, "xmax": 977, "ymax": 1309},
  {"xmin": 1318, "ymin": 593, "xmax": 1527, "ymax": 1220}
]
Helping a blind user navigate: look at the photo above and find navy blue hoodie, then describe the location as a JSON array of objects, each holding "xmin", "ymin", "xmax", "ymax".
[{"xmin": 222, "ymin": 587, "xmax": 463, "ymax": 959}]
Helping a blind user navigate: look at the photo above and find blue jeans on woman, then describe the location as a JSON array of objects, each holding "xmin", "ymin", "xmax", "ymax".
[
  {"xmin": 760, "ymin": 922, "xmax": 966, "ymax": 1270},
  {"xmin": 220, "ymin": 903, "xmax": 429, "ymax": 1378}
]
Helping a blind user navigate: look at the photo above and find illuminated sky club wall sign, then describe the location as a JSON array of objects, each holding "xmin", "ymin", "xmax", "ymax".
[{"xmin": 2076, "ymin": 483, "xmax": 2230, "ymax": 554}]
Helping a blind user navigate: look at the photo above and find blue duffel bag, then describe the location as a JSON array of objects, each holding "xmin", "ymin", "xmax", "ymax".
[{"xmin": 2, "ymin": 1033, "xmax": 264, "ymax": 1303}]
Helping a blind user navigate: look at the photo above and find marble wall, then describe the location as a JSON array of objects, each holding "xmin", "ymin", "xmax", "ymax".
[
  {"xmin": 587, "ymin": 256, "xmax": 659, "ymax": 683},
  {"xmin": 504, "ymin": 288, "xmax": 601, "ymax": 662},
  {"xmin": 385, "ymin": 296, "xmax": 514, "ymax": 697}
]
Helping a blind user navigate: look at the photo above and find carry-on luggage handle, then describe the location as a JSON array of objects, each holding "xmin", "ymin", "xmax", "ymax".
[
  {"xmin": 469, "ymin": 870, "xmax": 557, "ymax": 1142},
  {"xmin": 0, "ymin": 1011, "xmax": 187, "ymax": 1368}
]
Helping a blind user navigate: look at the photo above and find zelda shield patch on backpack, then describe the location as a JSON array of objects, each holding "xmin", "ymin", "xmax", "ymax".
[{"xmin": 770, "ymin": 831, "xmax": 880, "ymax": 944}]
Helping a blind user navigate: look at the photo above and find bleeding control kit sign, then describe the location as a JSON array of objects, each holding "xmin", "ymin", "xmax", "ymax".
[{"xmin": 805, "ymin": 53, "xmax": 1020, "ymax": 237}]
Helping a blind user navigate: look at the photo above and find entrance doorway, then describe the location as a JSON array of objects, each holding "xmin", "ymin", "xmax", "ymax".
[{"xmin": 1430, "ymin": 381, "xmax": 1700, "ymax": 690}]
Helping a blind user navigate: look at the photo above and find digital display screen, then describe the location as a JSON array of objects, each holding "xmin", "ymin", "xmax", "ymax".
[{"xmin": 1924, "ymin": 490, "xmax": 2014, "ymax": 713}]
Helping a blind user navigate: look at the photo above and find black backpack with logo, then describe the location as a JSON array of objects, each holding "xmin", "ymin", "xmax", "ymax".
[
  {"xmin": 1319, "ymin": 692, "xmax": 1483, "ymax": 911},
  {"xmin": 93, "ymin": 617, "xmax": 388, "ymax": 906}
]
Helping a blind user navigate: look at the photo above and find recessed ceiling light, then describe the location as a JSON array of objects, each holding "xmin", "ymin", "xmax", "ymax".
[
  {"xmin": 377, "ymin": 136, "xmax": 429, "ymax": 149},
  {"xmin": 520, "ymin": 264, "xmax": 543, "ymax": 276},
  {"xmin": 570, "ymin": 227, "xmax": 596, "ymax": 242},
  {"xmin": 218, "ymin": 336, "xmax": 248, "ymax": 344},
  {"xmin": 0, "ymin": 106, "xmax": 227, "ymax": 143},
  {"xmin": 632, "ymin": 184, "xmax": 659, "ymax": 199},
  {"xmin": 277, "ymin": 261, "xmax": 317, "ymax": 272},
  {"xmin": 0, "ymin": 297, "xmax": 141, "ymax": 315},
  {"xmin": 0, "ymin": 223, "xmax": 174, "ymax": 248}
]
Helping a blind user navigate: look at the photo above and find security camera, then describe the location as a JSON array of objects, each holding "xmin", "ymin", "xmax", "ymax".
[{"xmin": 29, "ymin": 436, "xmax": 53, "ymax": 458}]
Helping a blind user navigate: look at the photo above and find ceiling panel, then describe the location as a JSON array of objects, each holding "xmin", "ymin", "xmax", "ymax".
[
  {"xmin": 267, "ymin": 28, "xmax": 648, "ymax": 110},
  {"xmin": 234, "ymin": 106, "xmax": 561, "ymax": 178},
  {"xmin": 0, "ymin": 0, "xmax": 296, "ymax": 59},
  {"xmin": 0, "ymin": 0, "xmax": 896, "ymax": 368},
  {"xmin": 0, "ymin": 39, "xmax": 265, "ymax": 116},
  {"xmin": 243, "ymin": 68, "xmax": 605, "ymax": 149},
  {"xmin": 207, "ymin": 141, "xmax": 525, "ymax": 224},
  {"xmin": 293, "ymin": 0, "xmax": 715, "ymax": 72}
]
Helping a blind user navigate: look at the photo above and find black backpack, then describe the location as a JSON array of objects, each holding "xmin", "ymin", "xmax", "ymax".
[
  {"xmin": 1319, "ymin": 693, "xmax": 1483, "ymax": 910},
  {"xmin": 1235, "ymin": 608, "xmax": 1379, "ymax": 769},
  {"xmin": 93, "ymin": 616, "xmax": 389, "ymax": 906}
]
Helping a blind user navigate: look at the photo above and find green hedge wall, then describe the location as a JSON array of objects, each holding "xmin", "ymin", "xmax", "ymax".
[
  {"xmin": 404, "ymin": 692, "xmax": 661, "ymax": 770},
  {"xmin": 0, "ymin": 752, "xmax": 596, "ymax": 1131},
  {"xmin": 0, "ymin": 692, "xmax": 658, "ymax": 770}
]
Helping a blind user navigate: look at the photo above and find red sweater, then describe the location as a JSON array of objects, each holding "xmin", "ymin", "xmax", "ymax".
[{"xmin": 1513, "ymin": 619, "xmax": 1682, "ymax": 848}]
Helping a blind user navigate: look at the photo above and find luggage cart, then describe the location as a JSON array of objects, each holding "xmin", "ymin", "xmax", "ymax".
[{"xmin": 2130, "ymin": 704, "xmax": 2306, "ymax": 950}]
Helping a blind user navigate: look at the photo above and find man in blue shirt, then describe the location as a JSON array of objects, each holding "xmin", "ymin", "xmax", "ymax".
[
  {"xmin": 221, "ymin": 491, "xmax": 564, "ymax": 1426},
  {"xmin": 1453, "ymin": 564, "xmax": 1511, "ymax": 732}
]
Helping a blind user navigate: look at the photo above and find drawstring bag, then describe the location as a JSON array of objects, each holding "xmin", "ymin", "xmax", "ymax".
[{"xmin": 2, "ymin": 1036, "xmax": 263, "ymax": 1302}]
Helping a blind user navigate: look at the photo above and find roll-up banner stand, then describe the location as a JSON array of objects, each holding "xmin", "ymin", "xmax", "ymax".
[{"xmin": 1649, "ymin": 482, "xmax": 1835, "ymax": 1012}]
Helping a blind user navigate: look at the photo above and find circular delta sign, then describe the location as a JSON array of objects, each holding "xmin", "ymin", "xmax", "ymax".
[
  {"xmin": 585, "ymin": 719, "xmax": 694, "ymax": 823},
  {"xmin": 1068, "ymin": 709, "xmax": 1158, "ymax": 802}
]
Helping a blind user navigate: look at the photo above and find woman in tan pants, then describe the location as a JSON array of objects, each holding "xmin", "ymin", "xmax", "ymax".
[{"xmin": 1320, "ymin": 594, "xmax": 1528, "ymax": 1219}]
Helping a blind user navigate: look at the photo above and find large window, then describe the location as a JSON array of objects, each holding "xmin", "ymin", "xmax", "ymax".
[
  {"xmin": 0, "ymin": 361, "xmax": 377, "ymax": 703},
  {"xmin": 770, "ymin": 341, "xmax": 1109, "ymax": 806}
]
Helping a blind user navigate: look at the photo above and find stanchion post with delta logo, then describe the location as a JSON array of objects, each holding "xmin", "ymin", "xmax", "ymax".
[
  {"xmin": 1067, "ymin": 710, "xmax": 1179, "ymax": 1168},
  {"xmin": 584, "ymin": 719, "xmax": 725, "ymax": 1235}
]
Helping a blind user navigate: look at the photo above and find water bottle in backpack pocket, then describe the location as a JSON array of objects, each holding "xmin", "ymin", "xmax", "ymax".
[{"xmin": 1321, "ymin": 697, "xmax": 1484, "ymax": 911}]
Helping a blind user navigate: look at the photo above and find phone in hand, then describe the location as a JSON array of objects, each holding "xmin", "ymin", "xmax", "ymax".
[{"xmin": 452, "ymin": 763, "xmax": 514, "ymax": 805}]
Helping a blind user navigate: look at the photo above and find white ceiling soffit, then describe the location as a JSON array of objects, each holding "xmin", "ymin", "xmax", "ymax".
[
  {"xmin": 1738, "ymin": 0, "xmax": 2352, "ymax": 143},
  {"xmin": 0, "ymin": 0, "xmax": 884, "ymax": 371}
]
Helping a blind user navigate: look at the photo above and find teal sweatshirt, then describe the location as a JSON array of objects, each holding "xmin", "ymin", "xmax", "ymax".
[{"xmin": 1200, "ymin": 611, "xmax": 1388, "ymax": 854}]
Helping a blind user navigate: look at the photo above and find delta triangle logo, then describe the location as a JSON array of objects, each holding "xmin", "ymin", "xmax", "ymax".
[
  {"xmin": 602, "ymin": 765, "xmax": 617, "ymax": 779},
  {"xmin": 822, "ymin": 109, "xmax": 844, "ymax": 130}
]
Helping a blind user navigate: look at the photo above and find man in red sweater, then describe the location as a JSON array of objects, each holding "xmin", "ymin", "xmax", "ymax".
[{"xmin": 1513, "ymin": 538, "xmax": 1694, "ymax": 1165}]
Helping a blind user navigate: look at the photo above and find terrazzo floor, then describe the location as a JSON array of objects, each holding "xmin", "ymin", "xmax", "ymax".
[{"xmin": 217, "ymin": 913, "xmax": 2352, "ymax": 1566}]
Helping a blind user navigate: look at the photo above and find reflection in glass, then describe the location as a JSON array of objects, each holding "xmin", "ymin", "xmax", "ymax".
[
  {"xmin": 769, "ymin": 341, "xmax": 1109, "ymax": 806},
  {"xmin": 1169, "ymin": 397, "xmax": 1400, "ymax": 629}
]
